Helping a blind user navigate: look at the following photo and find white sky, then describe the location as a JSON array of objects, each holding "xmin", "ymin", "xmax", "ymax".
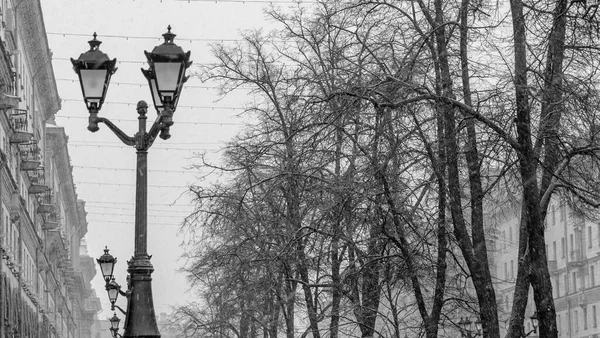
[{"xmin": 40, "ymin": 0, "xmax": 314, "ymax": 321}]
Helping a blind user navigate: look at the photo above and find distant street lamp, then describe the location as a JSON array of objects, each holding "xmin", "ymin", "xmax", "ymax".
[
  {"xmin": 523, "ymin": 311, "xmax": 539, "ymax": 337},
  {"xmin": 73, "ymin": 26, "xmax": 191, "ymax": 338},
  {"xmin": 110, "ymin": 313, "xmax": 122, "ymax": 338}
]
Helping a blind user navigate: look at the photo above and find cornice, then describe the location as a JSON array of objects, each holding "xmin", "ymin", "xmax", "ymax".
[{"xmin": 15, "ymin": 0, "xmax": 61, "ymax": 119}]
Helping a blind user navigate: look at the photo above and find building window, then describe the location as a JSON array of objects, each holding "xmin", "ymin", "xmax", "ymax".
[
  {"xmin": 565, "ymin": 274, "xmax": 569, "ymax": 294},
  {"xmin": 553, "ymin": 241, "xmax": 557, "ymax": 260},
  {"xmin": 551, "ymin": 205, "xmax": 556, "ymax": 225},
  {"xmin": 575, "ymin": 310, "xmax": 579, "ymax": 332},
  {"xmin": 509, "ymin": 260, "xmax": 514, "ymax": 279},
  {"xmin": 504, "ymin": 262, "xmax": 508, "ymax": 280},
  {"xmin": 573, "ymin": 271, "xmax": 578, "ymax": 292},
  {"xmin": 584, "ymin": 307, "xmax": 588, "ymax": 330},
  {"xmin": 556, "ymin": 276, "xmax": 561, "ymax": 297},
  {"xmin": 589, "ymin": 226, "xmax": 593, "ymax": 248},
  {"xmin": 591, "ymin": 265, "xmax": 596, "ymax": 287},
  {"xmin": 594, "ymin": 305, "xmax": 597, "ymax": 328},
  {"xmin": 560, "ymin": 200, "xmax": 566, "ymax": 222},
  {"xmin": 562, "ymin": 238, "xmax": 566, "ymax": 258},
  {"xmin": 558, "ymin": 314, "xmax": 562, "ymax": 335}
]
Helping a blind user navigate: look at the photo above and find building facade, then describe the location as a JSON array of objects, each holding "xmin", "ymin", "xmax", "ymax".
[
  {"xmin": 492, "ymin": 198, "xmax": 600, "ymax": 337},
  {"xmin": 0, "ymin": 1, "xmax": 101, "ymax": 338}
]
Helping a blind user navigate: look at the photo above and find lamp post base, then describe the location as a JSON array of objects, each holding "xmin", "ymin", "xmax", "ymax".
[{"xmin": 123, "ymin": 255, "xmax": 160, "ymax": 338}]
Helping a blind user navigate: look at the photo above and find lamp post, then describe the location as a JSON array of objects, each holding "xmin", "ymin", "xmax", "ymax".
[{"xmin": 73, "ymin": 26, "xmax": 191, "ymax": 338}]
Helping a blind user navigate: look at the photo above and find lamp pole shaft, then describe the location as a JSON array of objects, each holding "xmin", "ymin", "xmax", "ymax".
[{"xmin": 123, "ymin": 102, "xmax": 160, "ymax": 338}]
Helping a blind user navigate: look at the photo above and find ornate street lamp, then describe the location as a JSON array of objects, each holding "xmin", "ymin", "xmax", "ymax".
[
  {"xmin": 109, "ymin": 313, "xmax": 122, "ymax": 338},
  {"xmin": 76, "ymin": 26, "xmax": 192, "ymax": 338},
  {"xmin": 96, "ymin": 247, "xmax": 116, "ymax": 283},
  {"xmin": 107, "ymin": 277, "xmax": 119, "ymax": 305},
  {"xmin": 524, "ymin": 311, "xmax": 539, "ymax": 337},
  {"xmin": 70, "ymin": 34, "xmax": 117, "ymax": 131},
  {"xmin": 142, "ymin": 26, "xmax": 190, "ymax": 112}
]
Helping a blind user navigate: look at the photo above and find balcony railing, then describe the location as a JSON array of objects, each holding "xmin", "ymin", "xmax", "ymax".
[
  {"xmin": 569, "ymin": 249, "xmax": 585, "ymax": 267},
  {"xmin": 8, "ymin": 108, "xmax": 32, "ymax": 143},
  {"xmin": 27, "ymin": 168, "xmax": 50, "ymax": 194},
  {"xmin": 18, "ymin": 140, "xmax": 42, "ymax": 171},
  {"xmin": 41, "ymin": 212, "xmax": 59, "ymax": 230},
  {"xmin": 36, "ymin": 190, "xmax": 55, "ymax": 214}
]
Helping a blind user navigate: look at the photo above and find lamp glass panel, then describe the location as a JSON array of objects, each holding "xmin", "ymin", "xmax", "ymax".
[
  {"xmin": 99, "ymin": 261, "xmax": 114, "ymax": 279},
  {"xmin": 110, "ymin": 316, "xmax": 120, "ymax": 330},
  {"xmin": 154, "ymin": 62, "xmax": 182, "ymax": 93},
  {"xmin": 149, "ymin": 77, "xmax": 162, "ymax": 110},
  {"xmin": 107, "ymin": 286, "xmax": 119, "ymax": 303},
  {"xmin": 80, "ymin": 69, "xmax": 107, "ymax": 99}
]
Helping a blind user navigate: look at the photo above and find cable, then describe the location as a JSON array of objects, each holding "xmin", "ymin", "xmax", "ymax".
[
  {"xmin": 73, "ymin": 164, "xmax": 209, "ymax": 173},
  {"xmin": 86, "ymin": 211, "xmax": 187, "ymax": 218},
  {"xmin": 47, "ymin": 32, "xmax": 243, "ymax": 43},
  {"xmin": 55, "ymin": 78, "xmax": 255, "ymax": 90},
  {"xmin": 75, "ymin": 181, "xmax": 189, "ymax": 188},
  {"xmin": 86, "ymin": 200, "xmax": 194, "ymax": 207},
  {"xmin": 59, "ymin": 98, "xmax": 246, "ymax": 111},
  {"xmin": 86, "ymin": 205, "xmax": 191, "ymax": 213},
  {"xmin": 175, "ymin": 0, "xmax": 317, "ymax": 3},
  {"xmin": 56, "ymin": 113, "xmax": 247, "ymax": 126},
  {"xmin": 86, "ymin": 219, "xmax": 182, "ymax": 226},
  {"xmin": 67, "ymin": 144, "xmax": 222, "ymax": 152},
  {"xmin": 70, "ymin": 140, "xmax": 223, "ymax": 145}
]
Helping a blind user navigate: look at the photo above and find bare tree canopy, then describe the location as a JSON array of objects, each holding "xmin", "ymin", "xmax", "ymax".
[{"xmin": 175, "ymin": 1, "xmax": 600, "ymax": 337}]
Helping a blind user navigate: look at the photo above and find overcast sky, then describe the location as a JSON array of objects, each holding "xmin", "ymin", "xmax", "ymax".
[{"xmin": 40, "ymin": 0, "xmax": 314, "ymax": 321}]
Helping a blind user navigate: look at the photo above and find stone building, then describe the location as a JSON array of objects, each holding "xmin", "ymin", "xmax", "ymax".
[
  {"xmin": 492, "ymin": 197, "xmax": 600, "ymax": 337},
  {"xmin": 0, "ymin": 1, "xmax": 101, "ymax": 338}
]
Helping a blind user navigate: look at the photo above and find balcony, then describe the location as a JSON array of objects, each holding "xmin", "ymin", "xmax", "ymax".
[
  {"xmin": 8, "ymin": 108, "xmax": 33, "ymax": 144},
  {"xmin": 0, "ymin": 93, "xmax": 19, "ymax": 110},
  {"xmin": 36, "ymin": 190, "xmax": 55, "ymax": 214},
  {"xmin": 18, "ymin": 141, "xmax": 42, "ymax": 171},
  {"xmin": 82, "ymin": 297, "xmax": 102, "ymax": 315},
  {"xmin": 568, "ymin": 249, "xmax": 585, "ymax": 267},
  {"xmin": 27, "ymin": 168, "xmax": 50, "ymax": 194},
  {"xmin": 41, "ymin": 212, "xmax": 59, "ymax": 230}
]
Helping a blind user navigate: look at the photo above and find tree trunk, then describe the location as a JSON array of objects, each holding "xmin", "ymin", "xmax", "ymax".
[
  {"xmin": 435, "ymin": 0, "xmax": 500, "ymax": 335},
  {"xmin": 509, "ymin": 0, "xmax": 559, "ymax": 337}
]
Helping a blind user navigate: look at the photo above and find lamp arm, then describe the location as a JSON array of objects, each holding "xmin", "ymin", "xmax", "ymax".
[
  {"xmin": 145, "ymin": 106, "xmax": 174, "ymax": 146},
  {"xmin": 145, "ymin": 114, "xmax": 166, "ymax": 148},
  {"xmin": 92, "ymin": 116, "xmax": 136, "ymax": 146},
  {"xmin": 118, "ymin": 286, "xmax": 131, "ymax": 297},
  {"xmin": 111, "ymin": 304, "xmax": 127, "ymax": 316}
]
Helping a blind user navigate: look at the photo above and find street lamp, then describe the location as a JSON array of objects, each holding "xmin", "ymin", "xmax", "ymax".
[
  {"xmin": 74, "ymin": 26, "xmax": 192, "ymax": 338},
  {"xmin": 458, "ymin": 317, "xmax": 482, "ymax": 338},
  {"xmin": 109, "ymin": 313, "xmax": 122, "ymax": 338},
  {"xmin": 523, "ymin": 311, "xmax": 539, "ymax": 337},
  {"xmin": 96, "ymin": 247, "xmax": 116, "ymax": 283}
]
